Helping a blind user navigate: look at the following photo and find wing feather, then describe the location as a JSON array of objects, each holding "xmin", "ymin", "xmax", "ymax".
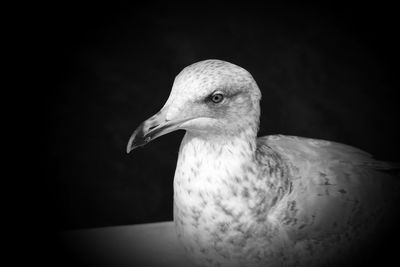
[{"xmin": 256, "ymin": 135, "xmax": 399, "ymax": 247}]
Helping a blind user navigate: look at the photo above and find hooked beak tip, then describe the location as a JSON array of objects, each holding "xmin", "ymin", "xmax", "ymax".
[
  {"xmin": 126, "ymin": 139, "xmax": 134, "ymax": 154},
  {"xmin": 126, "ymin": 123, "xmax": 149, "ymax": 154}
]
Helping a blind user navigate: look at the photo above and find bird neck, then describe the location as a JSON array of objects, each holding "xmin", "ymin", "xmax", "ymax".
[
  {"xmin": 179, "ymin": 128, "xmax": 258, "ymax": 168},
  {"xmin": 173, "ymin": 127, "xmax": 270, "ymax": 212}
]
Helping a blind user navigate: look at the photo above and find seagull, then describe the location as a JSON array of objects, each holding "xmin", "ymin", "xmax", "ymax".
[{"xmin": 127, "ymin": 59, "xmax": 399, "ymax": 267}]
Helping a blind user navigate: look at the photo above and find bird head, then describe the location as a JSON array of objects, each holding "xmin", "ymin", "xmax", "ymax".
[{"xmin": 127, "ymin": 59, "xmax": 261, "ymax": 153}]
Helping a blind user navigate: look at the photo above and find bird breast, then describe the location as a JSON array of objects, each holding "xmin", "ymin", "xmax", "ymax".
[{"xmin": 173, "ymin": 133, "xmax": 285, "ymax": 266}]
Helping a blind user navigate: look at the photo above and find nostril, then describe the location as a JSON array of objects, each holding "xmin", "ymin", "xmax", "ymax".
[{"xmin": 149, "ymin": 125, "xmax": 158, "ymax": 131}]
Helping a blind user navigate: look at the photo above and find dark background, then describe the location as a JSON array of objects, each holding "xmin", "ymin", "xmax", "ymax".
[{"xmin": 38, "ymin": 3, "xmax": 398, "ymax": 231}]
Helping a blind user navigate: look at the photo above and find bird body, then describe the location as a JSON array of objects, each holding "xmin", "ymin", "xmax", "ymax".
[
  {"xmin": 173, "ymin": 133, "xmax": 395, "ymax": 266},
  {"xmin": 127, "ymin": 60, "xmax": 399, "ymax": 266}
]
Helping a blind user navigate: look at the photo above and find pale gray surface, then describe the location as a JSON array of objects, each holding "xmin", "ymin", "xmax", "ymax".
[{"xmin": 62, "ymin": 221, "xmax": 195, "ymax": 267}]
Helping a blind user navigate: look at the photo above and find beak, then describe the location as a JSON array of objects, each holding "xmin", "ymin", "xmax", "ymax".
[{"xmin": 126, "ymin": 108, "xmax": 190, "ymax": 153}]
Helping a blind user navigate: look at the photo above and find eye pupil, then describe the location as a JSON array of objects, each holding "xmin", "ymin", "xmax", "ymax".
[{"xmin": 211, "ymin": 93, "xmax": 223, "ymax": 103}]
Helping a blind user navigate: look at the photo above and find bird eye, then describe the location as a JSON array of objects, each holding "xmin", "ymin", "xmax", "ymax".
[{"xmin": 210, "ymin": 93, "xmax": 224, "ymax": 103}]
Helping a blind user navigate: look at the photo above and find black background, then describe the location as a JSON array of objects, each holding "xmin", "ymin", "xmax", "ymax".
[{"xmin": 37, "ymin": 3, "xmax": 399, "ymax": 231}]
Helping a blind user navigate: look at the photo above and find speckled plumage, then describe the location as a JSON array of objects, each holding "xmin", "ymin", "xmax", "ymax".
[{"xmin": 127, "ymin": 60, "xmax": 399, "ymax": 267}]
